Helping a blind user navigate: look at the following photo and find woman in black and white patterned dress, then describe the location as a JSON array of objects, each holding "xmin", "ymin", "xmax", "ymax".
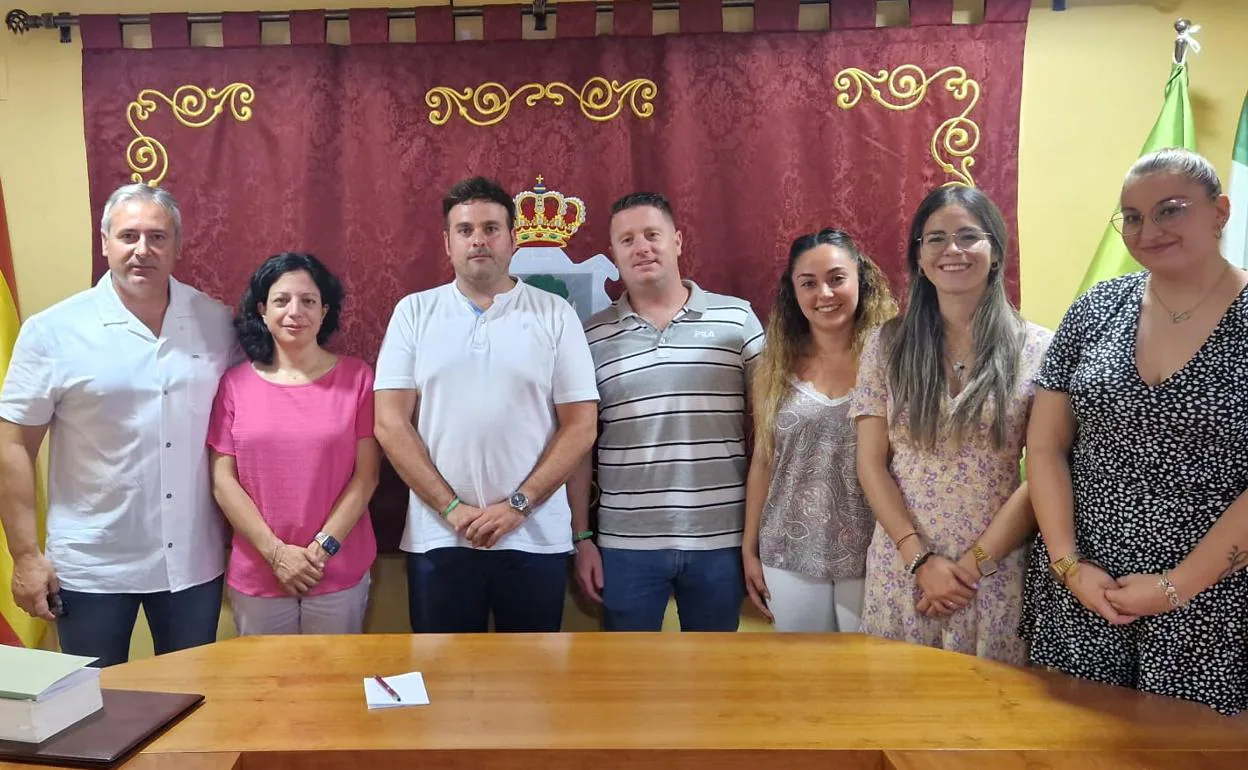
[{"xmin": 1020, "ymin": 148, "xmax": 1248, "ymax": 715}]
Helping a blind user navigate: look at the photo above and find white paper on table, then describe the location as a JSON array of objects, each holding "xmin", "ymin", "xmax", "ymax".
[{"xmin": 363, "ymin": 672, "xmax": 430, "ymax": 709}]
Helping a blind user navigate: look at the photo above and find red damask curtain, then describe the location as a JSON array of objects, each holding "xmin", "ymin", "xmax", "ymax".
[{"xmin": 80, "ymin": 2, "xmax": 1028, "ymax": 548}]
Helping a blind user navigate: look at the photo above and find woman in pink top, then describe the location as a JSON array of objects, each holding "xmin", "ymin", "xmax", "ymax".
[{"xmin": 208, "ymin": 253, "xmax": 379, "ymax": 635}]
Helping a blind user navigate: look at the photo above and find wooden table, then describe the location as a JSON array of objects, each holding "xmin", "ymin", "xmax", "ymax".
[{"xmin": 4, "ymin": 633, "xmax": 1247, "ymax": 770}]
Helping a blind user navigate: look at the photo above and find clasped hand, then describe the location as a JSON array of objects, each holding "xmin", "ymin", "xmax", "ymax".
[
  {"xmin": 271, "ymin": 542, "xmax": 326, "ymax": 596},
  {"xmin": 448, "ymin": 501, "xmax": 525, "ymax": 549},
  {"xmin": 914, "ymin": 554, "xmax": 980, "ymax": 618},
  {"xmin": 1070, "ymin": 563, "xmax": 1173, "ymax": 624}
]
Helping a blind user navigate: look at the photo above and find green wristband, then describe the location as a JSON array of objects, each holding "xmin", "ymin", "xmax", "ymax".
[
  {"xmin": 441, "ymin": 497, "xmax": 462, "ymax": 518},
  {"xmin": 573, "ymin": 530, "xmax": 594, "ymax": 543}
]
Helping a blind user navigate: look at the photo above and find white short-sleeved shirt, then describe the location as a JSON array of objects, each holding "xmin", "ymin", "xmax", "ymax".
[
  {"xmin": 0, "ymin": 274, "xmax": 236, "ymax": 594},
  {"xmin": 374, "ymin": 279, "xmax": 599, "ymax": 555}
]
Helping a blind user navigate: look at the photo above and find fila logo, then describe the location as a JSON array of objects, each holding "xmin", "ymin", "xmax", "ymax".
[{"xmin": 693, "ymin": 330, "xmax": 716, "ymax": 339}]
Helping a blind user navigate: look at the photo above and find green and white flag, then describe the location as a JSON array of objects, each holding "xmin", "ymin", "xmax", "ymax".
[
  {"xmin": 1076, "ymin": 61, "xmax": 1196, "ymax": 296},
  {"xmin": 1223, "ymin": 91, "xmax": 1248, "ymax": 269}
]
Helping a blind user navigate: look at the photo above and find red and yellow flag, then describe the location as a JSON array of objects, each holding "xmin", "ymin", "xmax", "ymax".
[{"xmin": 0, "ymin": 179, "xmax": 45, "ymax": 648}]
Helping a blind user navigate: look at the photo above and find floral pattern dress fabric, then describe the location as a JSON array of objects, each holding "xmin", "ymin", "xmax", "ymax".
[{"xmin": 849, "ymin": 322, "xmax": 1052, "ymax": 664}]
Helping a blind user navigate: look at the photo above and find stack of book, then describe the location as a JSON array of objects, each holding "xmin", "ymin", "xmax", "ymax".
[{"xmin": 0, "ymin": 646, "xmax": 102, "ymax": 743}]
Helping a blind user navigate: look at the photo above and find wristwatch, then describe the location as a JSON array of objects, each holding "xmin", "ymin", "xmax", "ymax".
[
  {"xmin": 972, "ymin": 544, "xmax": 999, "ymax": 577},
  {"xmin": 509, "ymin": 491, "xmax": 532, "ymax": 516},
  {"xmin": 314, "ymin": 531, "xmax": 341, "ymax": 557},
  {"xmin": 1050, "ymin": 552, "xmax": 1081, "ymax": 583}
]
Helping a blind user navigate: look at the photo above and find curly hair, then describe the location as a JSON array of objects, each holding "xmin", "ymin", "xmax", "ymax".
[
  {"xmin": 236, "ymin": 252, "xmax": 345, "ymax": 365},
  {"xmin": 752, "ymin": 229, "xmax": 898, "ymax": 460}
]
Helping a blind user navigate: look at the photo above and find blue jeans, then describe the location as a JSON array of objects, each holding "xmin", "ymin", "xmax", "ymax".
[
  {"xmin": 406, "ymin": 548, "xmax": 567, "ymax": 633},
  {"xmin": 56, "ymin": 576, "xmax": 223, "ymax": 667},
  {"xmin": 601, "ymin": 547, "xmax": 744, "ymax": 632}
]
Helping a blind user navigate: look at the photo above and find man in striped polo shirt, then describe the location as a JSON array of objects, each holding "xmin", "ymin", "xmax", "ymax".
[{"xmin": 569, "ymin": 193, "xmax": 765, "ymax": 631}]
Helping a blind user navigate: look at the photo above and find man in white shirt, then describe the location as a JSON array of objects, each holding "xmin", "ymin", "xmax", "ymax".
[
  {"xmin": 374, "ymin": 176, "xmax": 599, "ymax": 633},
  {"xmin": 0, "ymin": 184, "xmax": 235, "ymax": 665}
]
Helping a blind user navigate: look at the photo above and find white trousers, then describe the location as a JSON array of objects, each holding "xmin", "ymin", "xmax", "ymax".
[
  {"xmin": 762, "ymin": 564, "xmax": 865, "ymax": 633},
  {"xmin": 229, "ymin": 573, "xmax": 371, "ymax": 636}
]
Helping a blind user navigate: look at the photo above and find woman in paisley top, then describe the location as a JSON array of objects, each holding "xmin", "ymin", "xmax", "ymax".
[
  {"xmin": 1021, "ymin": 148, "xmax": 1248, "ymax": 715},
  {"xmin": 743, "ymin": 229, "xmax": 897, "ymax": 632},
  {"xmin": 851, "ymin": 185, "xmax": 1051, "ymax": 663}
]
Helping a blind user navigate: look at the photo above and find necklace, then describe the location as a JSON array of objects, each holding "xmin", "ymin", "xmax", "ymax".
[
  {"xmin": 947, "ymin": 339, "xmax": 972, "ymax": 379},
  {"xmin": 1150, "ymin": 263, "xmax": 1231, "ymax": 324},
  {"xmin": 258, "ymin": 351, "xmax": 336, "ymax": 384}
]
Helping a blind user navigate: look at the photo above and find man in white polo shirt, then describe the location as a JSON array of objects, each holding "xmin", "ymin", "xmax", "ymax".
[
  {"xmin": 374, "ymin": 176, "xmax": 599, "ymax": 633},
  {"xmin": 570, "ymin": 192, "xmax": 765, "ymax": 632},
  {"xmin": 0, "ymin": 184, "xmax": 235, "ymax": 665}
]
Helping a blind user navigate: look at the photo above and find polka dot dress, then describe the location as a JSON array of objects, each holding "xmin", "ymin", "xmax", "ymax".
[{"xmin": 1019, "ymin": 273, "xmax": 1248, "ymax": 716}]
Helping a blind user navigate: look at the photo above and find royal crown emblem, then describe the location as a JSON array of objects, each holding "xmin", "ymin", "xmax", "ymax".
[{"xmin": 513, "ymin": 176, "xmax": 586, "ymax": 248}]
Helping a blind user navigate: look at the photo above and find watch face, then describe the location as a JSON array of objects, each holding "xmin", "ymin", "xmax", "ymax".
[
  {"xmin": 509, "ymin": 493, "xmax": 529, "ymax": 510},
  {"xmin": 979, "ymin": 558, "xmax": 999, "ymax": 577}
]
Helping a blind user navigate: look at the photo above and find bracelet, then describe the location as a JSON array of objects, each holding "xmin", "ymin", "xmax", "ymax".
[
  {"xmin": 1050, "ymin": 552, "xmax": 1082, "ymax": 584},
  {"xmin": 1158, "ymin": 570, "xmax": 1189, "ymax": 610},
  {"xmin": 908, "ymin": 551, "xmax": 934, "ymax": 575},
  {"xmin": 573, "ymin": 530, "xmax": 594, "ymax": 543},
  {"xmin": 268, "ymin": 542, "xmax": 283, "ymax": 569},
  {"xmin": 895, "ymin": 531, "xmax": 919, "ymax": 549},
  {"xmin": 440, "ymin": 496, "xmax": 462, "ymax": 519}
]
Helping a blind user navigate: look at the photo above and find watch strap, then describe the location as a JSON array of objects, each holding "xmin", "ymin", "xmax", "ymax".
[
  {"xmin": 314, "ymin": 531, "xmax": 341, "ymax": 556},
  {"xmin": 971, "ymin": 543, "xmax": 998, "ymax": 577},
  {"xmin": 1050, "ymin": 552, "xmax": 1080, "ymax": 582},
  {"xmin": 509, "ymin": 491, "xmax": 531, "ymax": 515}
]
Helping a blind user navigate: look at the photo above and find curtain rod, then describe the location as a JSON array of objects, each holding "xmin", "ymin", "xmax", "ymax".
[
  {"xmin": 5, "ymin": 3, "xmax": 1064, "ymax": 40},
  {"xmin": 4, "ymin": 3, "xmax": 763, "ymax": 40}
]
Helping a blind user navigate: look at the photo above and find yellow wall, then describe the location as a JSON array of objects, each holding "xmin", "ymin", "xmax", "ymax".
[
  {"xmin": 2, "ymin": 0, "xmax": 1247, "ymax": 654},
  {"xmin": 1019, "ymin": 0, "xmax": 1248, "ymax": 329}
]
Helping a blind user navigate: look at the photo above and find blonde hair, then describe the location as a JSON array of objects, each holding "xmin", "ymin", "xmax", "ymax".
[
  {"xmin": 752, "ymin": 229, "xmax": 899, "ymax": 460},
  {"xmin": 1126, "ymin": 147, "xmax": 1222, "ymax": 198}
]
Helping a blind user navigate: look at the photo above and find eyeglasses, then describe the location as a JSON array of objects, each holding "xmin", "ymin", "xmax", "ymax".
[
  {"xmin": 1110, "ymin": 198, "xmax": 1194, "ymax": 237},
  {"xmin": 916, "ymin": 230, "xmax": 992, "ymax": 252}
]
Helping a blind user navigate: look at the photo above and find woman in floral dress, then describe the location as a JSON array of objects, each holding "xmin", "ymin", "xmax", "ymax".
[{"xmin": 850, "ymin": 185, "xmax": 1050, "ymax": 664}]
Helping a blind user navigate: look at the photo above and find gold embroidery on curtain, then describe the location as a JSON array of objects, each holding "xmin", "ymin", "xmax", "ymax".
[
  {"xmin": 126, "ymin": 84, "xmax": 255, "ymax": 186},
  {"xmin": 833, "ymin": 66, "xmax": 981, "ymax": 187},
  {"xmin": 426, "ymin": 77, "xmax": 658, "ymax": 127}
]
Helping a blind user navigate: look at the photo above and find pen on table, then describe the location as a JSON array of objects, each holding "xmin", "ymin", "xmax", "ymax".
[{"xmin": 373, "ymin": 675, "xmax": 402, "ymax": 702}]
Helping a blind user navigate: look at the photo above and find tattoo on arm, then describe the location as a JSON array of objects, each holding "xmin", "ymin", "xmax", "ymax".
[{"xmin": 1217, "ymin": 545, "xmax": 1248, "ymax": 582}]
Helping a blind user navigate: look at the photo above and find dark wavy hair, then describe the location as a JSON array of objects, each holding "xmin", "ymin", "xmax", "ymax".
[{"xmin": 236, "ymin": 252, "xmax": 344, "ymax": 365}]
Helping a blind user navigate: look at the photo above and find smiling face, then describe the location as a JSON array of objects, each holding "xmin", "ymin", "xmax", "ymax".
[
  {"xmin": 915, "ymin": 204, "xmax": 995, "ymax": 301},
  {"xmin": 1117, "ymin": 170, "xmax": 1229, "ymax": 278},
  {"xmin": 609, "ymin": 204, "xmax": 683, "ymax": 291},
  {"xmin": 259, "ymin": 269, "xmax": 328, "ymax": 352},
  {"xmin": 791, "ymin": 243, "xmax": 860, "ymax": 336}
]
